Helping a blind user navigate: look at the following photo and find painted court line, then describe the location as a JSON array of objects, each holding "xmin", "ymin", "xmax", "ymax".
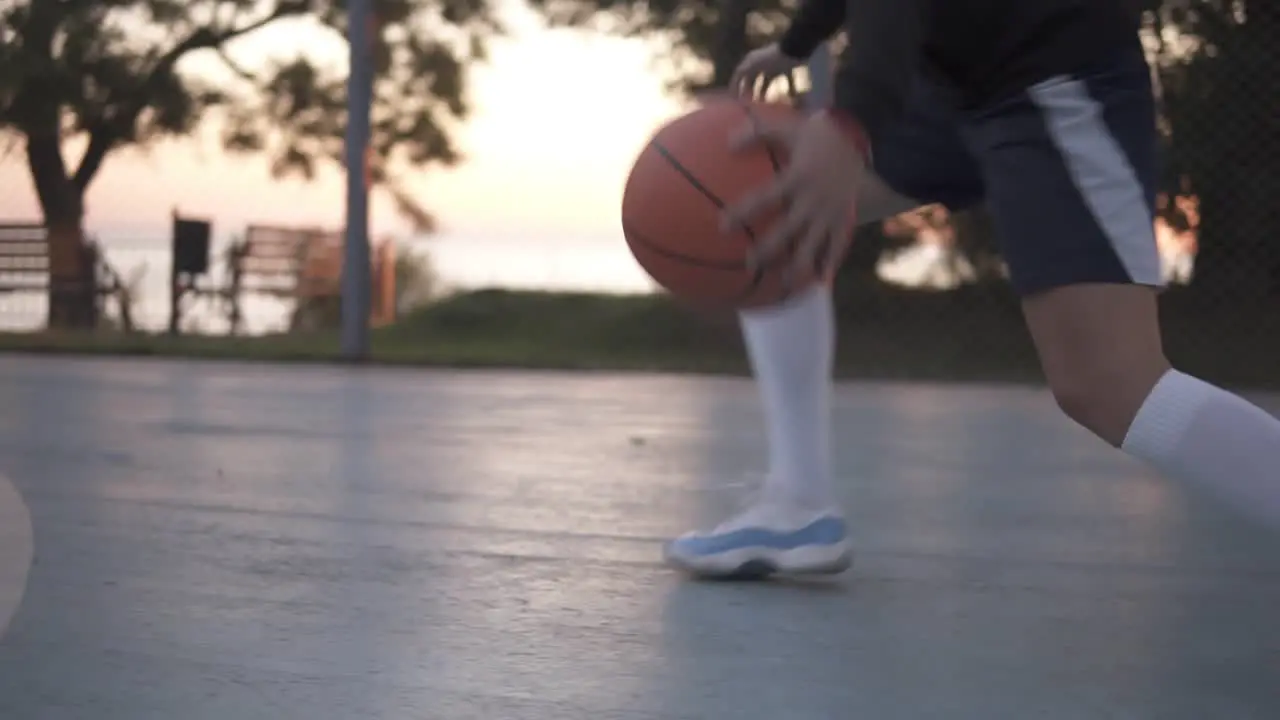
[{"xmin": 0, "ymin": 473, "xmax": 33, "ymax": 639}]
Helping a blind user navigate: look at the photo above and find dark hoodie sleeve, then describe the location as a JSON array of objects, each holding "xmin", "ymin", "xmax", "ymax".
[
  {"xmin": 777, "ymin": 0, "xmax": 846, "ymax": 60},
  {"xmin": 831, "ymin": 0, "xmax": 927, "ymax": 147}
]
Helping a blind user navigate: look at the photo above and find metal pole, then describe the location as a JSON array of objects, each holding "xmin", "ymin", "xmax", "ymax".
[
  {"xmin": 341, "ymin": 0, "xmax": 374, "ymax": 360},
  {"xmin": 804, "ymin": 43, "xmax": 832, "ymax": 111}
]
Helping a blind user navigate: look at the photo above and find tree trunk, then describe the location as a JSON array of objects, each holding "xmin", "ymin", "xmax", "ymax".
[
  {"xmin": 25, "ymin": 135, "xmax": 98, "ymax": 330},
  {"xmin": 46, "ymin": 220, "xmax": 98, "ymax": 330},
  {"xmin": 711, "ymin": 0, "xmax": 752, "ymax": 87}
]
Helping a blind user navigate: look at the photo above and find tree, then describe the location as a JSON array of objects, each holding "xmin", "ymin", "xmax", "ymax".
[
  {"xmin": 0, "ymin": 0, "xmax": 500, "ymax": 327},
  {"xmin": 542, "ymin": 0, "xmax": 799, "ymax": 94},
  {"xmin": 393, "ymin": 242, "xmax": 438, "ymax": 314}
]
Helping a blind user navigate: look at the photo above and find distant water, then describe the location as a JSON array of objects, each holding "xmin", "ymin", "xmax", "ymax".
[{"xmin": 0, "ymin": 232, "xmax": 656, "ymax": 335}]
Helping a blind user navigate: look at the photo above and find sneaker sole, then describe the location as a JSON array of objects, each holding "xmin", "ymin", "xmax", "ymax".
[{"xmin": 664, "ymin": 542, "xmax": 853, "ymax": 580}]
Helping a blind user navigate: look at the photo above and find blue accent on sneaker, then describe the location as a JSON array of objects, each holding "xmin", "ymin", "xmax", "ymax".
[{"xmin": 670, "ymin": 516, "xmax": 848, "ymax": 558}]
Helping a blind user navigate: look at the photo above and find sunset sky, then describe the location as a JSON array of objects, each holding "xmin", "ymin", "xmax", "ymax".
[{"xmin": 0, "ymin": 3, "xmax": 687, "ymax": 244}]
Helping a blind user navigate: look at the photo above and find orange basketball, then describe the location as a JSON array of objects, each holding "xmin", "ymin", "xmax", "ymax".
[{"xmin": 621, "ymin": 98, "xmax": 816, "ymax": 309}]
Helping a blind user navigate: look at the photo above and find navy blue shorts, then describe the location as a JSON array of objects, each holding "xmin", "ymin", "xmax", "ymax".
[{"xmin": 871, "ymin": 49, "xmax": 1163, "ymax": 296}]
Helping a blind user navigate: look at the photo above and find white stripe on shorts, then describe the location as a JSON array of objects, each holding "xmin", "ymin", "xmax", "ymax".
[{"xmin": 1027, "ymin": 76, "xmax": 1162, "ymax": 287}]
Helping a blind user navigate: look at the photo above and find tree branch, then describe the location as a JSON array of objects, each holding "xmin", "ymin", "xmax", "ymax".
[
  {"xmin": 72, "ymin": 0, "xmax": 311, "ymax": 192},
  {"xmin": 215, "ymin": 47, "xmax": 260, "ymax": 83}
]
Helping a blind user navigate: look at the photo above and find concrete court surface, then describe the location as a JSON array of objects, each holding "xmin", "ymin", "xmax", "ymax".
[{"xmin": 0, "ymin": 356, "xmax": 1278, "ymax": 720}]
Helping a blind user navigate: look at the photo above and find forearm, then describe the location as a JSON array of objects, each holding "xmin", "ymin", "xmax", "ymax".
[
  {"xmin": 831, "ymin": 0, "xmax": 925, "ymax": 146},
  {"xmin": 778, "ymin": 0, "xmax": 846, "ymax": 60}
]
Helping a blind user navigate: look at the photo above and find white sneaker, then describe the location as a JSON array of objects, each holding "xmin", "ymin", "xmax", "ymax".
[{"xmin": 664, "ymin": 499, "xmax": 852, "ymax": 579}]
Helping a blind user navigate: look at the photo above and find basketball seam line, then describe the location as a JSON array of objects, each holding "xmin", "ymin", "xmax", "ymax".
[
  {"xmin": 623, "ymin": 221, "xmax": 745, "ymax": 270},
  {"xmin": 625, "ymin": 223, "xmax": 763, "ymax": 304},
  {"xmin": 646, "ymin": 128, "xmax": 780, "ymax": 301},
  {"xmin": 649, "ymin": 141, "xmax": 756, "ymax": 241}
]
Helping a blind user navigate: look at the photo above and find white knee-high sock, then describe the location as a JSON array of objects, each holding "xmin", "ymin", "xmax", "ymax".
[
  {"xmin": 739, "ymin": 285, "xmax": 835, "ymax": 509},
  {"xmin": 1122, "ymin": 369, "xmax": 1280, "ymax": 526}
]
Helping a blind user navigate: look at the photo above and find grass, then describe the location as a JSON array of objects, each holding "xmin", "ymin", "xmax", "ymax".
[
  {"xmin": 0, "ymin": 290, "xmax": 751, "ymax": 374},
  {"xmin": 0, "ymin": 285, "xmax": 1276, "ymax": 389}
]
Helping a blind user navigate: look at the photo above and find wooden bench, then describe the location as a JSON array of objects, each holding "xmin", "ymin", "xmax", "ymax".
[
  {"xmin": 0, "ymin": 224, "xmax": 55, "ymax": 294},
  {"xmin": 225, "ymin": 225, "xmax": 398, "ymax": 334},
  {"xmin": 289, "ymin": 232, "xmax": 398, "ymax": 332},
  {"xmin": 223, "ymin": 224, "xmax": 319, "ymax": 333},
  {"xmin": 0, "ymin": 223, "xmax": 123, "ymax": 328},
  {"xmin": 228, "ymin": 224, "xmax": 317, "ymax": 293}
]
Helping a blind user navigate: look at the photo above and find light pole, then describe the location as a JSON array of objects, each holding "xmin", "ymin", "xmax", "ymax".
[{"xmin": 341, "ymin": 0, "xmax": 374, "ymax": 360}]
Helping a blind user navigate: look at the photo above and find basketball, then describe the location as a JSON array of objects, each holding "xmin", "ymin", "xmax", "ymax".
[{"xmin": 621, "ymin": 98, "xmax": 815, "ymax": 309}]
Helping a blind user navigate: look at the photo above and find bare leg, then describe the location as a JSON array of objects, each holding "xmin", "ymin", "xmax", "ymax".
[
  {"xmin": 1023, "ymin": 283, "xmax": 1280, "ymax": 527},
  {"xmin": 1022, "ymin": 283, "xmax": 1169, "ymax": 445}
]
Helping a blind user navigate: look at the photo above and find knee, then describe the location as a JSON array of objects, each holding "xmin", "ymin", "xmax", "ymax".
[
  {"xmin": 1022, "ymin": 283, "xmax": 1172, "ymax": 445},
  {"xmin": 1047, "ymin": 368, "xmax": 1119, "ymax": 439},
  {"xmin": 1045, "ymin": 358, "xmax": 1169, "ymax": 446}
]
